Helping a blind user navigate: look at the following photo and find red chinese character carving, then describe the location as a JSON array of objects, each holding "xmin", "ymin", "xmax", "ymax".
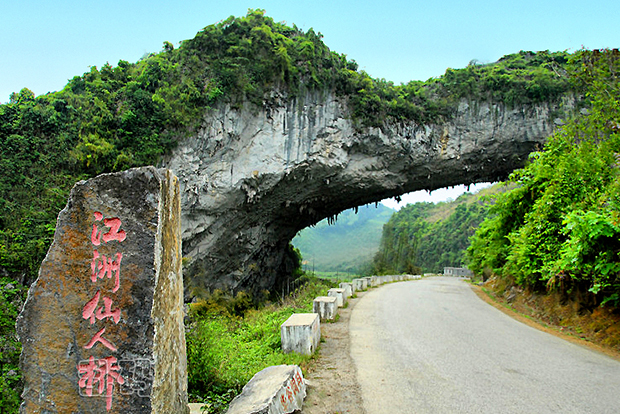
[
  {"xmin": 92, "ymin": 214, "xmax": 103, "ymax": 246},
  {"xmin": 294, "ymin": 371, "xmax": 303, "ymax": 386},
  {"xmin": 290, "ymin": 378, "xmax": 299, "ymax": 394},
  {"xmin": 97, "ymin": 356, "xmax": 125, "ymax": 410},
  {"xmin": 96, "ymin": 296, "xmax": 121, "ymax": 323},
  {"xmin": 78, "ymin": 356, "xmax": 100, "ymax": 397},
  {"xmin": 92, "ymin": 213, "xmax": 126, "ymax": 246},
  {"xmin": 102, "ymin": 218, "xmax": 126, "ymax": 243},
  {"xmin": 286, "ymin": 387, "xmax": 294, "ymax": 403},
  {"xmin": 78, "ymin": 355, "xmax": 125, "ymax": 411},
  {"xmin": 83, "ymin": 291, "xmax": 101, "ymax": 324},
  {"xmin": 91, "ymin": 251, "xmax": 123, "ymax": 292},
  {"xmin": 84, "ymin": 327, "xmax": 117, "ymax": 352},
  {"xmin": 280, "ymin": 394, "xmax": 288, "ymax": 410},
  {"xmin": 82, "ymin": 291, "xmax": 121, "ymax": 324}
]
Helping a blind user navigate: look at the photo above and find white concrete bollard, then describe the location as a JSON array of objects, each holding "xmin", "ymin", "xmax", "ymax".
[
  {"xmin": 226, "ymin": 365, "xmax": 306, "ymax": 414},
  {"xmin": 313, "ymin": 296, "xmax": 338, "ymax": 320},
  {"xmin": 339, "ymin": 282, "xmax": 353, "ymax": 298},
  {"xmin": 353, "ymin": 278, "xmax": 367, "ymax": 291},
  {"xmin": 281, "ymin": 313, "xmax": 320, "ymax": 355},
  {"xmin": 328, "ymin": 288, "xmax": 345, "ymax": 307}
]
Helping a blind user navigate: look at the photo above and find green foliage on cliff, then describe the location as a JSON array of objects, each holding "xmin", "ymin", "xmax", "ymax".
[
  {"xmin": 371, "ymin": 188, "xmax": 497, "ymax": 274},
  {"xmin": 0, "ymin": 279, "xmax": 25, "ymax": 414},
  {"xmin": 344, "ymin": 50, "xmax": 573, "ymax": 128},
  {"xmin": 440, "ymin": 51, "xmax": 571, "ymax": 106},
  {"xmin": 467, "ymin": 49, "xmax": 620, "ymax": 307}
]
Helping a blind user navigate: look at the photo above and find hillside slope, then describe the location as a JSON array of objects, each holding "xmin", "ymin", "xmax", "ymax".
[
  {"xmin": 372, "ymin": 185, "xmax": 505, "ymax": 274},
  {"xmin": 292, "ymin": 204, "xmax": 394, "ymax": 273}
]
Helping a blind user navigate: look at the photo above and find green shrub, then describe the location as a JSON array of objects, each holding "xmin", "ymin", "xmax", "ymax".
[{"xmin": 467, "ymin": 49, "xmax": 620, "ymax": 306}]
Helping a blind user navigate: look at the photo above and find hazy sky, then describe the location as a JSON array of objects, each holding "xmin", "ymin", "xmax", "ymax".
[{"xmin": 2, "ymin": 0, "xmax": 618, "ymax": 205}]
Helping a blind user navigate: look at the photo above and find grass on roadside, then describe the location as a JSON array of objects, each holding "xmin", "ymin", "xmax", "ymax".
[{"xmin": 185, "ymin": 275, "xmax": 336, "ymax": 413}]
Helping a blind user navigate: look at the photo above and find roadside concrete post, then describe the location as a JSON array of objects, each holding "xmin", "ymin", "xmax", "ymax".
[
  {"xmin": 328, "ymin": 288, "xmax": 346, "ymax": 307},
  {"xmin": 227, "ymin": 365, "xmax": 306, "ymax": 414},
  {"xmin": 313, "ymin": 296, "xmax": 338, "ymax": 320},
  {"xmin": 339, "ymin": 282, "xmax": 353, "ymax": 298},
  {"xmin": 281, "ymin": 313, "xmax": 321, "ymax": 355},
  {"xmin": 353, "ymin": 278, "xmax": 367, "ymax": 291}
]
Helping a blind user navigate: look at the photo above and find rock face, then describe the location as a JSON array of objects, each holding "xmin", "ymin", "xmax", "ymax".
[
  {"xmin": 17, "ymin": 167, "xmax": 188, "ymax": 414},
  {"xmin": 226, "ymin": 365, "xmax": 306, "ymax": 414},
  {"xmin": 163, "ymin": 90, "xmax": 572, "ymax": 296}
]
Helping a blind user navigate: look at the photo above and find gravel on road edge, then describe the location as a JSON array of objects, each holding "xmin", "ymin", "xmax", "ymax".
[{"xmin": 302, "ymin": 290, "xmax": 368, "ymax": 414}]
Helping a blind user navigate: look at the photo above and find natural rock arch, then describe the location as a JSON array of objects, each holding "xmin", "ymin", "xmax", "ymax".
[{"xmin": 162, "ymin": 90, "xmax": 571, "ymax": 296}]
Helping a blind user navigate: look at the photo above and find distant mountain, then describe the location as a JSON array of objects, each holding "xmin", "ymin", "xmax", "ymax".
[{"xmin": 292, "ymin": 204, "xmax": 394, "ymax": 273}]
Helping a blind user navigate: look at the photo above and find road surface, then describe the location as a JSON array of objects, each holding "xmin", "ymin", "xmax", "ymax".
[{"xmin": 349, "ymin": 277, "xmax": 620, "ymax": 413}]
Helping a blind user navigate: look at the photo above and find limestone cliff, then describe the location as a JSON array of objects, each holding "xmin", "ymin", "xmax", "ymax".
[{"xmin": 162, "ymin": 90, "xmax": 572, "ymax": 296}]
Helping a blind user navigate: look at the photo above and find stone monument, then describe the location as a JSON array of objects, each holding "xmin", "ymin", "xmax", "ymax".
[{"xmin": 17, "ymin": 167, "xmax": 188, "ymax": 413}]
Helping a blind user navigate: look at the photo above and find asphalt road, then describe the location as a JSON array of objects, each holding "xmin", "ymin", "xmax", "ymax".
[{"xmin": 349, "ymin": 277, "xmax": 620, "ymax": 414}]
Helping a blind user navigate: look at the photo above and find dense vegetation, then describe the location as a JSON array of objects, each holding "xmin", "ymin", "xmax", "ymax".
[
  {"xmin": 371, "ymin": 189, "xmax": 496, "ymax": 274},
  {"xmin": 467, "ymin": 49, "xmax": 620, "ymax": 308},
  {"xmin": 0, "ymin": 9, "xmax": 587, "ymax": 413},
  {"xmin": 186, "ymin": 276, "xmax": 335, "ymax": 413},
  {"xmin": 292, "ymin": 203, "xmax": 393, "ymax": 274},
  {"xmin": 0, "ymin": 280, "xmax": 25, "ymax": 412}
]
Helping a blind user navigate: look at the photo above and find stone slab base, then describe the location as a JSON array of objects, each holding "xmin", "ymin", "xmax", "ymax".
[{"xmin": 227, "ymin": 365, "xmax": 306, "ymax": 414}]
